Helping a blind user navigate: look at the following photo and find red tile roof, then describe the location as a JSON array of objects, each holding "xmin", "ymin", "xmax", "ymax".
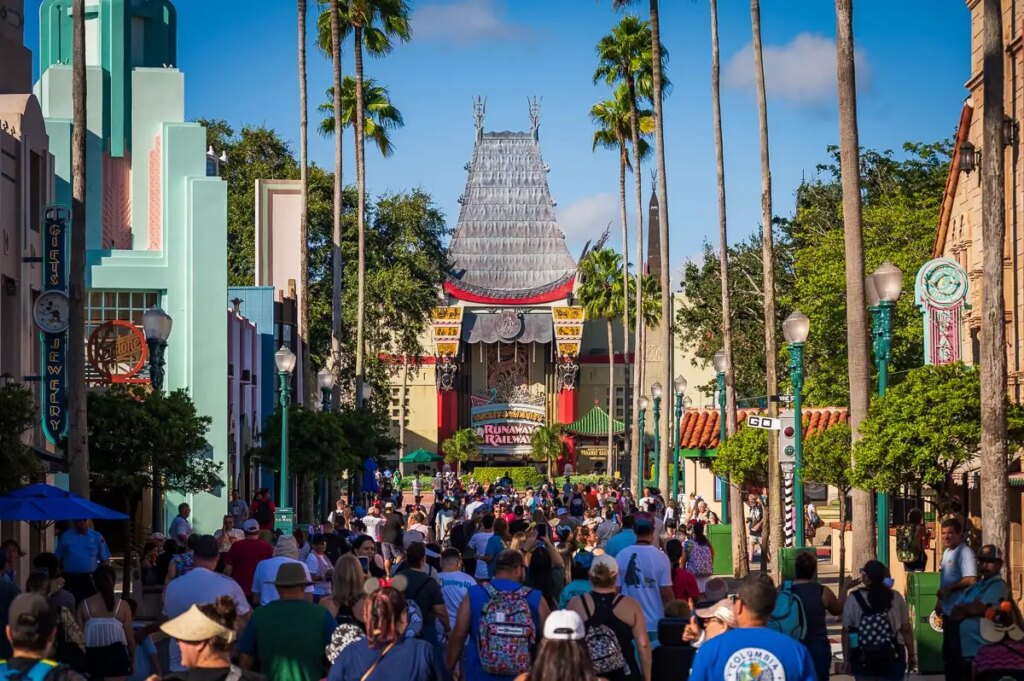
[{"xmin": 676, "ymin": 407, "xmax": 849, "ymax": 450}]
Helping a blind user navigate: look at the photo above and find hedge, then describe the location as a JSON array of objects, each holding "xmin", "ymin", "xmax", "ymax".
[{"xmin": 465, "ymin": 466, "xmax": 545, "ymax": 489}]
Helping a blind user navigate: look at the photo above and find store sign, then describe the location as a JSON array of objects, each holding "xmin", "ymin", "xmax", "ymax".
[
  {"xmin": 471, "ymin": 403, "xmax": 545, "ymax": 449},
  {"xmin": 38, "ymin": 206, "xmax": 70, "ymax": 444}
]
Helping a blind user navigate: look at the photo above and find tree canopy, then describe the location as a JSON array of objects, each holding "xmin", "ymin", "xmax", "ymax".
[
  {"xmin": 0, "ymin": 383, "xmax": 43, "ymax": 493},
  {"xmin": 711, "ymin": 425, "xmax": 768, "ymax": 489}
]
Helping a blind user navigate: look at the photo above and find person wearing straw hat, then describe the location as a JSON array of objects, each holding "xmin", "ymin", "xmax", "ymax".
[
  {"xmin": 238, "ymin": 562, "xmax": 336, "ymax": 681},
  {"xmin": 152, "ymin": 596, "xmax": 265, "ymax": 680},
  {"xmin": 971, "ymin": 597, "xmax": 1024, "ymax": 678}
]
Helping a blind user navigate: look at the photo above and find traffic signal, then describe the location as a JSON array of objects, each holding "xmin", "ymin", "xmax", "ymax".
[{"xmin": 778, "ymin": 411, "xmax": 795, "ymax": 465}]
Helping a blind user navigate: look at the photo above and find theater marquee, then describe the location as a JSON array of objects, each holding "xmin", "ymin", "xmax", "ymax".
[{"xmin": 471, "ymin": 402, "xmax": 545, "ymax": 452}]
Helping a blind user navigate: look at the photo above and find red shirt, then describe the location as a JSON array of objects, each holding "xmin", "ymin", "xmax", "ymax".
[
  {"xmin": 224, "ymin": 537, "xmax": 272, "ymax": 596},
  {"xmin": 585, "ymin": 493, "xmax": 599, "ymax": 509},
  {"xmin": 672, "ymin": 566, "xmax": 701, "ymax": 602}
]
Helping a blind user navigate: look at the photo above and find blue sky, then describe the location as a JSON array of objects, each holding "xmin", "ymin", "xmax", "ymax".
[{"xmin": 24, "ymin": 0, "xmax": 968, "ymax": 277}]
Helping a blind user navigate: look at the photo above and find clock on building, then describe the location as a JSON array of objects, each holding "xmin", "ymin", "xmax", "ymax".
[{"xmin": 34, "ymin": 290, "xmax": 70, "ymax": 334}]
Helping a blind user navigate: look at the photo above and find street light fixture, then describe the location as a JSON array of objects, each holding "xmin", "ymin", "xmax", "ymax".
[
  {"xmin": 714, "ymin": 348, "xmax": 729, "ymax": 522},
  {"xmin": 274, "ymin": 345, "xmax": 297, "ymax": 533},
  {"xmin": 651, "ymin": 382, "xmax": 662, "ymax": 492},
  {"xmin": 783, "ymin": 310, "xmax": 809, "ymax": 547},
  {"xmin": 317, "ymin": 367, "xmax": 335, "ymax": 412},
  {"xmin": 142, "ymin": 306, "xmax": 173, "ymax": 392},
  {"xmin": 869, "ymin": 260, "xmax": 902, "ymax": 563},
  {"xmin": 637, "ymin": 395, "xmax": 649, "ymax": 498},
  {"xmin": 672, "ymin": 375, "xmax": 686, "ymax": 502}
]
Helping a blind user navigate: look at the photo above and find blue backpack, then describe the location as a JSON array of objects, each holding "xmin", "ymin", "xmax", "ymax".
[
  {"xmin": 0, "ymin": 659, "xmax": 59, "ymax": 680},
  {"xmin": 767, "ymin": 580, "xmax": 807, "ymax": 640}
]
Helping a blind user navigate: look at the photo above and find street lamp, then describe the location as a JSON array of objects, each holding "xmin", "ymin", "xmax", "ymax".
[
  {"xmin": 671, "ymin": 375, "xmax": 686, "ymax": 503},
  {"xmin": 869, "ymin": 260, "xmax": 902, "ymax": 563},
  {"xmin": 317, "ymin": 367, "xmax": 334, "ymax": 412},
  {"xmin": 142, "ymin": 304, "xmax": 173, "ymax": 532},
  {"xmin": 274, "ymin": 345, "xmax": 297, "ymax": 533},
  {"xmin": 651, "ymin": 382, "xmax": 662, "ymax": 491},
  {"xmin": 638, "ymin": 395, "xmax": 649, "ymax": 499},
  {"xmin": 142, "ymin": 306, "xmax": 173, "ymax": 392},
  {"xmin": 783, "ymin": 310, "xmax": 810, "ymax": 548},
  {"xmin": 713, "ymin": 349, "xmax": 729, "ymax": 522}
]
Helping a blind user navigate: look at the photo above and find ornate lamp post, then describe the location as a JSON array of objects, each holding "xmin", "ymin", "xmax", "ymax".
[
  {"xmin": 317, "ymin": 368, "xmax": 334, "ymax": 412},
  {"xmin": 783, "ymin": 311, "xmax": 810, "ymax": 548},
  {"xmin": 671, "ymin": 375, "xmax": 686, "ymax": 502},
  {"xmin": 714, "ymin": 349, "xmax": 729, "ymax": 522},
  {"xmin": 651, "ymin": 382, "xmax": 663, "ymax": 491},
  {"xmin": 142, "ymin": 305, "xmax": 173, "ymax": 531},
  {"xmin": 274, "ymin": 345, "xmax": 297, "ymax": 533},
  {"xmin": 868, "ymin": 260, "xmax": 902, "ymax": 563},
  {"xmin": 637, "ymin": 395, "xmax": 649, "ymax": 498}
]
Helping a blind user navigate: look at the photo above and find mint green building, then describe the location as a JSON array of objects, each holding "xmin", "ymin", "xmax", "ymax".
[{"xmin": 36, "ymin": 0, "xmax": 228, "ymax": 533}]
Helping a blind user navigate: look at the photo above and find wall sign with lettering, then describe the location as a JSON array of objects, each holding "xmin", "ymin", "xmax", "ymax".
[{"xmin": 37, "ymin": 206, "xmax": 69, "ymax": 444}]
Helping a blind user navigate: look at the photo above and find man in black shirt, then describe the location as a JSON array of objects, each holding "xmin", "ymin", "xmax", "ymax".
[
  {"xmin": 381, "ymin": 501, "xmax": 405, "ymax": 573},
  {"xmin": 397, "ymin": 542, "xmax": 449, "ymax": 642},
  {"xmin": 0, "ymin": 593, "xmax": 85, "ymax": 679},
  {"xmin": 508, "ymin": 505, "xmax": 530, "ymax": 536}
]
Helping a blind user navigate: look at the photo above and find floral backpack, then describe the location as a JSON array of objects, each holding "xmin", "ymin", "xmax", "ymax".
[
  {"xmin": 477, "ymin": 583, "xmax": 536, "ymax": 676},
  {"xmin": 686, "ymin": 541, "xmax": 714, "ymax": 577}
]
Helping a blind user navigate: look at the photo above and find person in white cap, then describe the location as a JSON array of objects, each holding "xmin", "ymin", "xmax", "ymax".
[{"xmin": 512, "ymin": 609, "xmax": 600, "ymax": 681}]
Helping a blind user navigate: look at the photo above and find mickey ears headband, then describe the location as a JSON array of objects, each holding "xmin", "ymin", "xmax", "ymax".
[{"xmin": 364, "ymin": 574, "xmax": 408, "ymax": 595}]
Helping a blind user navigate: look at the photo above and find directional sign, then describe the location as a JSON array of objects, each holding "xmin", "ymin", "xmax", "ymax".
[{"xmin": 747, "ymin": 415, "xmax": 781, "ymax": 431}]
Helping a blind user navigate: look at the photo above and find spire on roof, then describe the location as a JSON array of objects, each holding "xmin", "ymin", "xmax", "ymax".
[
  {"xmin": 528, "ymin": 96, "xmax": 541, "ymax": 141},
  {"xmin": 647, "ymin": 173, "xmax": 662, "ymax": 280},
  {"xmin": 473, "ymin": 96, "xmax": 486, "ymax": 142}
]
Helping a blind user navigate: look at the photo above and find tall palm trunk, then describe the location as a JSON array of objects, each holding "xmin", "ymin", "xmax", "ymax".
[
  {"xmin": 68, "ymin": 0, "xmax": 89, "ymax": 498},
  {"xmin": 625, "ymin": 76, "xmax": 643, "ymax": 491},
  {"xmin": 298, "ymin": 0, "xmax": 313, "ymax": 522},
  {"xmin": 354, "ymin": 23, "xmax": 368, "ymax": 407},
  {"xmin": 835, "ymin": 0, "xmax": 874, "ymax": 562},
  {"xmin": 330, "ymin": 0, "xmax": 343, "ymax": 410},
  {"xmin": 711, "ymin": 0, "xmax": 745, "ymax": 574},
  {"xmin": 618, "ymin": 141, "xmax": 633, "ymax": 488},
  {"xmin": 979, "ymin": 0, "xmax": 1009, "ymax": 561},
  {"xmin": 751, "ymin": 0, "xmax": 779, "ymax": 576},
  {"xmin": 649, "ymin": 0, "xmax": 673, "ymax": 505},
  {"xmin": 607, "ymin": 320, "xmax": 616, "ymax": 467}
]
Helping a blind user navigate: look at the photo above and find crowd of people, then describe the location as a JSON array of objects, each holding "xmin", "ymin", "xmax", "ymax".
[{"xmin": 1, "ymin": 473, "xmax": 1024, "ymax": 680}]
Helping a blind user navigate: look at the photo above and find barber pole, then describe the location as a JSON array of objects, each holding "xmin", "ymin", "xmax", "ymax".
[{"xmin": 782, "ymin": 462, "xmax": 795, "ymax": 548}]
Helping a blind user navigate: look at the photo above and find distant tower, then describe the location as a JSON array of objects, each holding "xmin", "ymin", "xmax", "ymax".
[{"xmin": 646, "ymin": 182, "xmax": 661, "ymax": 279}]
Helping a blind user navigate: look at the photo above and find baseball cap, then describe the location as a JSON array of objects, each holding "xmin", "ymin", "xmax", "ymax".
[
  {"xmin": 590, "ymin": 553, "xmax": 619, "ymax": 577},
  {"xmin": 695, "ymin": 598, "xmax": 738, "ymax": 627},
  {"xmin": 384, "ymin": 501, "xmax": 395, "ymax": 510},
  {"xmin": 192, "ymin": 534, "xmax": 219, "ymax": 560},
  {"xmin": 242, "ymin": 519, "xmax": 260, "ymax": 533},
  {"xmin": 556, "ymin": 507, "xmax": 567, "ymax": 517},
  {"xmin": 161, "ymin": 604, "xmax": 233, "ymax": 643},
  {"xmin": 978, "ymin": 545, "xmax": 1004, "ymax": 562},
  {"xmin": 8, "ymin": 593, "xmax": 55, "ymax": 637},
  {"xmin": 543, "ymin": 609, "xmax": 585, "ymax": 641}
]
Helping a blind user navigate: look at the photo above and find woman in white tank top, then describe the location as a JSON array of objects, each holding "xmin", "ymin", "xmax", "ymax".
[{"xmin": 77, "ymin": 565, "xmax": 134, "ymax": 680}]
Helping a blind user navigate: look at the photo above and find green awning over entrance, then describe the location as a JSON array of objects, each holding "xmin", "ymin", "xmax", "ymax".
[
  {"xmin": 564, "ymin": 406, "xmax": 625, "ymax": 437},
  {"xmin": 681, "ymin": 448, "xmax": 717, "ymax": 458},
  {"xmin": 400, "ymin": 448, "xmax": 442, "ymax": 464}
]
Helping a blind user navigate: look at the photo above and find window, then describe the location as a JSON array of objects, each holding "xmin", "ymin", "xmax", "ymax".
[{"xmin": 85, "ymin": 290, "xmax": 159, "ymax": 384}]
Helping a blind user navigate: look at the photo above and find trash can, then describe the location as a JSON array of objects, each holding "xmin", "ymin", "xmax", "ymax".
[
  {"xmin": 906, "ymin": 571, "xmax": 943, "ymax": 674},
  {"xmin": 778, "ymin": 547, "xmax": 815, "ymax": 581},
  {"xmin": 707, "ymin": 523, "xmax": 733, "ymax": 576}
]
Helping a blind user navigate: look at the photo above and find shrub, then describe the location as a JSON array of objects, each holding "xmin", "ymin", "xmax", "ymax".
[{"xmin": 464, "ymin": 466, "xmax": 545, "ymax": 490}]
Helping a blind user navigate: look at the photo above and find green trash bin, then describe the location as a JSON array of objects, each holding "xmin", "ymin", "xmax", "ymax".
[
  {"xmin": 778, "ymin": 547, "xmax": 815, "ymax": 581},
  {"xmin": 707, "ymin": 523, "xmax": 733, "ymax": 576},
  {"xmin": 907, "ymin": 572, "xmax": 943, "ymax": 674}
]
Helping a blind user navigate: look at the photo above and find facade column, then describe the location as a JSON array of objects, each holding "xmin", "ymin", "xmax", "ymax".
[
  {"xmin": 556, "ymin": 354, "xmax": 580, "ymax": 472},
  {"xmin": 436, "ymin": 357, "xmax": 459, "ymax": 447}
]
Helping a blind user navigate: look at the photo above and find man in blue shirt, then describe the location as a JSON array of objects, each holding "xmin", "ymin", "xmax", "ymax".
[
  {"xmin": 605, "ymin": 514, "xmax": 637, "ymax": 557},
  {"xmin": 689, "ymin": 573, "xmax": 817, "ymax": 681},
  {"xmin": 55, "ymin": 519, "xmax": 110, "ymax": 603},
  {"xmin": 949, "ymin": 544, "xmax": 1007, "ymax": 678},
  {"xmin": 446, "ymin": 549, "xmax": 550, "ymax": 681},
  {"xmin": 936, "ymin": 517, "xmax": 977, "ymax": 679}
]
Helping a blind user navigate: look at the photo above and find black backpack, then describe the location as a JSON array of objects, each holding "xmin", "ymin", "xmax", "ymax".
[
  {"xmin": 570, "ymin": 493, "xmax": 585, "ymax": 517},
  {"xmin": 851, "ymin": 590, "xmax": 899, "ymax": 675},
  {"xmin": 252, "ymin": 501, "xmax": 272, "ymax": 527}
]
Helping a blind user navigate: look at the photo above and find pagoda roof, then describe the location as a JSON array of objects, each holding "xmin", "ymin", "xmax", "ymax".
[
  {"xmin": 446, "ymin": 130, "xmax": 577, "ymax": 304},
  {"xmin": 563, "ymin": 405, "xmax": 625, "ymax": 437}
]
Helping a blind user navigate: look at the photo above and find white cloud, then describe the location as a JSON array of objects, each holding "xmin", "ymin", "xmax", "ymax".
[
  {"xmin": 724, "ymin": 33, "xmax": 871, "ymax": 106},
  {"xmin": 412, "ymin": 0, "xmax": 532, "ymax": 45},
  {"xmin": 557, "ymin": 193, "xmax": 621, "ymax": 256}
]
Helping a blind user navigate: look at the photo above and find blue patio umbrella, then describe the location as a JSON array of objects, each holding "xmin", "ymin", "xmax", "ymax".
[
  {"xmin": 0, "ymin": 483, "xmax": 128, "ymax": 522},
  {"xmin": 362, "ymin": 458, "xmax": 379, "ymax": 494}
]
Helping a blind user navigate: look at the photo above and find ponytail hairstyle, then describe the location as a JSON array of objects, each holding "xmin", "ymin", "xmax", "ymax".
[
  {"xmin": 665, "ymin": 538, "xmax": 683, "ymax": 574},
  {"xmin": 363, "ymin": 586, "xmax": 407, "ymax": 649},
  {"xmin": 196, "ymin": 596, "xmax": 239, "ymax": 653},
  {"xmin": 93, "ymin": 564, "xmax": 117, "ymax": 612}
]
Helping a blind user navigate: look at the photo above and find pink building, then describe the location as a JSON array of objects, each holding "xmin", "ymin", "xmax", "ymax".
[{"xmin": 227, "ymin": 299, "xmax": 262, "ymax": 496}]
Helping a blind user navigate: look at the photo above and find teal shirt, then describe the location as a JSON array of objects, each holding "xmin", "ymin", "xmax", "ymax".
[
  {"xmin": 558, "ymin": 579, "xmax": 593, "ymax": 609},
  {"xmin": 605, "ymin": 530, "xmax": 636, "ymax": 557},
  {"xmin": 960, "ymin": 576, "xmax": 1009, "ymax": 659}
]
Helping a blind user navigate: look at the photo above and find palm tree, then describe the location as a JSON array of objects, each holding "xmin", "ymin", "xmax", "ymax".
[
  {"xmin": 711, "ymin": 0, "xmax": 742, "ymax": 575},
  {"xmin": 298, "ymin": 0, "xmax": 311, "ymax": 408},
  {"xmin": 328, "ymin": 0, "xmax": 344, "ymax": 410},
  {"xmin": 529, "ymin": 425, "xmax": 565, "ymax": 477},
  {"xmin": 750, "ymin": 0, "xmax": 779, "ymax": 577},
  {"xmin": 340, "ymin": 0, "xmax": 411, "ymax": 407},
  {"xmin": 68, "ymin": 0, "xmax": 89, "ymax": 498},
  {"xmin": 578, "ymin": 248, "xmax": 626, "ymax": 470},
  {"xmin": 318, "ymin": 77, "xmax": 405, "ymax": 155},
  {"xmin": 441, "ymin": 428, "xmax": 481, "ymax": 476},
  {"xmin": 594, "ymin": 16, "xmax": 666, "ymax": 487},
  {"xmin": 834, "ymin": 0, "xmax": 876, "ymax": 562}
]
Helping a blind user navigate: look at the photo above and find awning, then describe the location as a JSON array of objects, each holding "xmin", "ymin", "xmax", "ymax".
[
  {"xmin": 564, "ymin": 405, "xmax": 625, "ymax": 437},
  {"xmin": 461, "ymin": 310, "xmax": 553, "ymax": 344}
]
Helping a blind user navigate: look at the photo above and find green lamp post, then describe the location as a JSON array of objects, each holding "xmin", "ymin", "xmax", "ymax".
[
  {"xmin": 783, "ymin": 311, "xmax": 810, "ymax": 548},
  {"xmin": 638, "ymin": 395, "xmax": 649, "ymax": 498},
  {"xmin": 671, "ymin": 375, "xmax": 686, "ymax": 502},
  {"xmin": 274, "ymin": 345, "xmax": 297, "ymax": 535},
  {"xmin": 714, "ymin": 349, "xmax": 729, "ymax": 522},
  {"xmin": 867, "ymin": 260, "xmax": 902, "ymax": 563},
  {"xmin": 142, "ymin": 305, "xmax": 173, "ymax": 533},
  {"xmin": 317, "ymin": 367, "xmax": 334, "ymax": 412},
  {"xmin": 651, "ymin": 382, "xmax": 663, "ymax": 490}
]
